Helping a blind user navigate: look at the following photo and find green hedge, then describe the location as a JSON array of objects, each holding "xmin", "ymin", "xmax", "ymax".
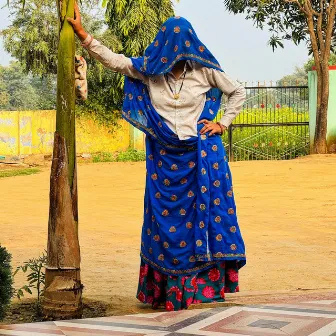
[
  {"xmin": 92, "ymin": 148, "xmax": 146, "ymax": 163},
  {"xmin": 217, "ymin": 107, "xmax": 309, "ymax": 124},
  {"xmin": 217, "ymin": 107, "xmax": 310, "ymax": 160},
  {"xmin": 0, "ymin": 245, "xmax": 14, "ymax": 320}
]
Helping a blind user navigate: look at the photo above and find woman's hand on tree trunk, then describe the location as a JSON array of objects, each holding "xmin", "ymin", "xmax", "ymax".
[{"xmin": 67, "ymin": 2, "xmax": 88, "ymax": 42}]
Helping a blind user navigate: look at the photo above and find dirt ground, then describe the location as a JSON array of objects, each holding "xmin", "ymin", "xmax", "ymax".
[{"xmin": 1, "ymin": 155, "xmax": 336, "ymax": 316}]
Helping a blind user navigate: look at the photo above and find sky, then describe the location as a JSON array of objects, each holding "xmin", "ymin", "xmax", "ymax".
[
  {"xmin": 0, "ymin": 0, "xmax": 310, "ymax": 82},
  {"xmin": 0, "ymin": 0, "xmax": 12, "ymax": 66}
]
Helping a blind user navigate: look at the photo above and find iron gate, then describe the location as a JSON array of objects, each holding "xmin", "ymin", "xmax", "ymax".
[{"xmin": 217, "ymin": 85, "xmax": 310, "ymax": 161}]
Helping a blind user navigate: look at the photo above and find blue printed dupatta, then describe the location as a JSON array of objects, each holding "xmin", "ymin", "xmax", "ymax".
[{"xmin": 122, "ymin": 17, "xmax": 246, "ymax": 276}]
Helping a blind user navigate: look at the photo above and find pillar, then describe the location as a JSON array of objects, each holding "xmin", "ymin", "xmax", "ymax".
[{"xmin": 308, "ymin": 66, "xmax": 336, "ymax": 153}]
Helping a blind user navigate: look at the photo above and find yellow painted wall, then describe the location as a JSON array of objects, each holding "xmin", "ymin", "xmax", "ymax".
[
  {"xmin": 0, "ymin": 110, "xmax": 145, "ymax": 156},
  {"xmin": 0, "ymin": 111, "xmax": 19, "ymax": 156}
]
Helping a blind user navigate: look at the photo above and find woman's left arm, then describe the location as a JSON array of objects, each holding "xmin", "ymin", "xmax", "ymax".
[
  {"xmin": 199, "ymin": 68, "xmax": 246, "ymax": 136},
  {"xmin": 208, "ymin": 68, "xmax": 246, "ymax": 128}
]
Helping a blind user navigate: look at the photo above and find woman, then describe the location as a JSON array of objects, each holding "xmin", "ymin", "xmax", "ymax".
[{"xmin": 68, "ymin": 4, "xmax": 246, "ymax": 311}]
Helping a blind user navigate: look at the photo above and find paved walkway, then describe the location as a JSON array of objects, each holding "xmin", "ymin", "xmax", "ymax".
[{"xmin": 1, "ymin": 295, "xmax": 336, "ymax": 335}]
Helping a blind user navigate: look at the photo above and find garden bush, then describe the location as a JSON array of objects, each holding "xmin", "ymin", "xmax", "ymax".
[
  {"xmin": 93, "ymin": 148, "xmax": 146, "ymax": 163},
  {"xmin": 0, "ymin": 245, "xmax": 14, "ymax": 320},
  {"xmin": 115, "ymin": 148, "xmax": 146, "ymax": 162}
]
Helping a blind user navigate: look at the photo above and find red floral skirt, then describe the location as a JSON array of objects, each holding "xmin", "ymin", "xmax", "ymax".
[{"xmin": 136, "ymin": 260, "xmax": 239, "ymax": 311}]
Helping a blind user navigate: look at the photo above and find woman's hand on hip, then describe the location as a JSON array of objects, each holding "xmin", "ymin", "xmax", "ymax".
[
  {"xmin": 67, "ymin": 2, "xmax": 88, "ymax": 42},
  {"xmin": 198, "ymin": 119, "xmax": 227, "ymax": 136}
]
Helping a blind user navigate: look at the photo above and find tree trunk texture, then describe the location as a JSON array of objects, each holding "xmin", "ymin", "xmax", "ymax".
[
  {"xmin": 305, "ymin": 8, "xmax": 329, "ymax": 155},
  {"xmin": 313, "ymin": 62, "xmax": 329, "ymax": 154},
  {"xmin": 42, "ymin": 0, "xmax": 82, "ymax": 319}
]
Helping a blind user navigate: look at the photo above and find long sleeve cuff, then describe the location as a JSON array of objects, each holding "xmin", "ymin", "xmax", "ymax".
[{"xmin": 82, "ymin": 34, "xmax": 93, "ymax": 47}]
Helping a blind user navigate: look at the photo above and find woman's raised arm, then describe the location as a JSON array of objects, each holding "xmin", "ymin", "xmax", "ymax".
[{"xmin": 67, "ymin": 3, "xmax": 146, "ymax": 82}]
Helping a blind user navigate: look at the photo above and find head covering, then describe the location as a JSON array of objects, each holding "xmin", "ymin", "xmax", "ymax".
[
  {"xmin": 131, "ymin": 16, "xmax": 223, "ymax": 76},
  {"xmin": 122, "ymin": 16, "xmax": 224, "ymax": 148}
]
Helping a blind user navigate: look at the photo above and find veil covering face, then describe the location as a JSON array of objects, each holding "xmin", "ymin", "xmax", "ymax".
[
  {"xmin": 122, "ymin": 16, "xmax": 224, "ymax": 148},
  {"xmin": 131, "ymin": 16, "xmax": 223, "ymax": 76},
  {"xmin": 121, "ymin": 17, "xmax": 246, "ymax": 276}
]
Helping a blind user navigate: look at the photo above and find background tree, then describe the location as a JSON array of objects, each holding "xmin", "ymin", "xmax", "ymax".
[
  {"xmin": 278, "ymin": 66, "xmax": 309, "ymax": 86},
  {"xmin": 223, "ymin": 0, "xmax": 336, "ymax": 154},
  {"xmin": 304, "ymin": 52, "xmax": 336, "ymax": 71},
  {"xmin": 0, "ymin": 62, "xmax": 55, "ymax": 110},
  {"xmin": 1, "ymin": 0, "xmax": 121, "ymax": 127},
  {"xmin": 277, "ymin": 53, "xmax": 336, "ymax": 85},
  {"xmin": 104, "ymin": 0, "xmax": 175, "ymax": 55},
  {"xmin": 2, "ymin": 0, "xmax": 106, "ymax": 75},
  {"xmin": 0, "ymin": 62, "xmax": 39, "ymax": 110}
]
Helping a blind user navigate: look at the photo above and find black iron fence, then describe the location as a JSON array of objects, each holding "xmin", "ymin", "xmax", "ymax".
[{"xmin": 216, "ymin": 85, "xmax": 310, "ymax": 161}]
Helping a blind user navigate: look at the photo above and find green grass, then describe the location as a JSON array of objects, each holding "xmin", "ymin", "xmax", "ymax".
[
  {"xmin": 92, "ymin": 152, "xmax": 115, "ymax": 163},
  {"xmin": 0, "ymin": 168, "xmax": 41, "ymax": 179},
  {"xmin": 92, "ymin": 148, "xmax": 146, "ymax": 163}
]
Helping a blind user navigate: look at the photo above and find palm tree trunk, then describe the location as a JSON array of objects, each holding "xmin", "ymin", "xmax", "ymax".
[{"xmin": 42, "ymin": 0, "xmax": 83, "ymax": 319}]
